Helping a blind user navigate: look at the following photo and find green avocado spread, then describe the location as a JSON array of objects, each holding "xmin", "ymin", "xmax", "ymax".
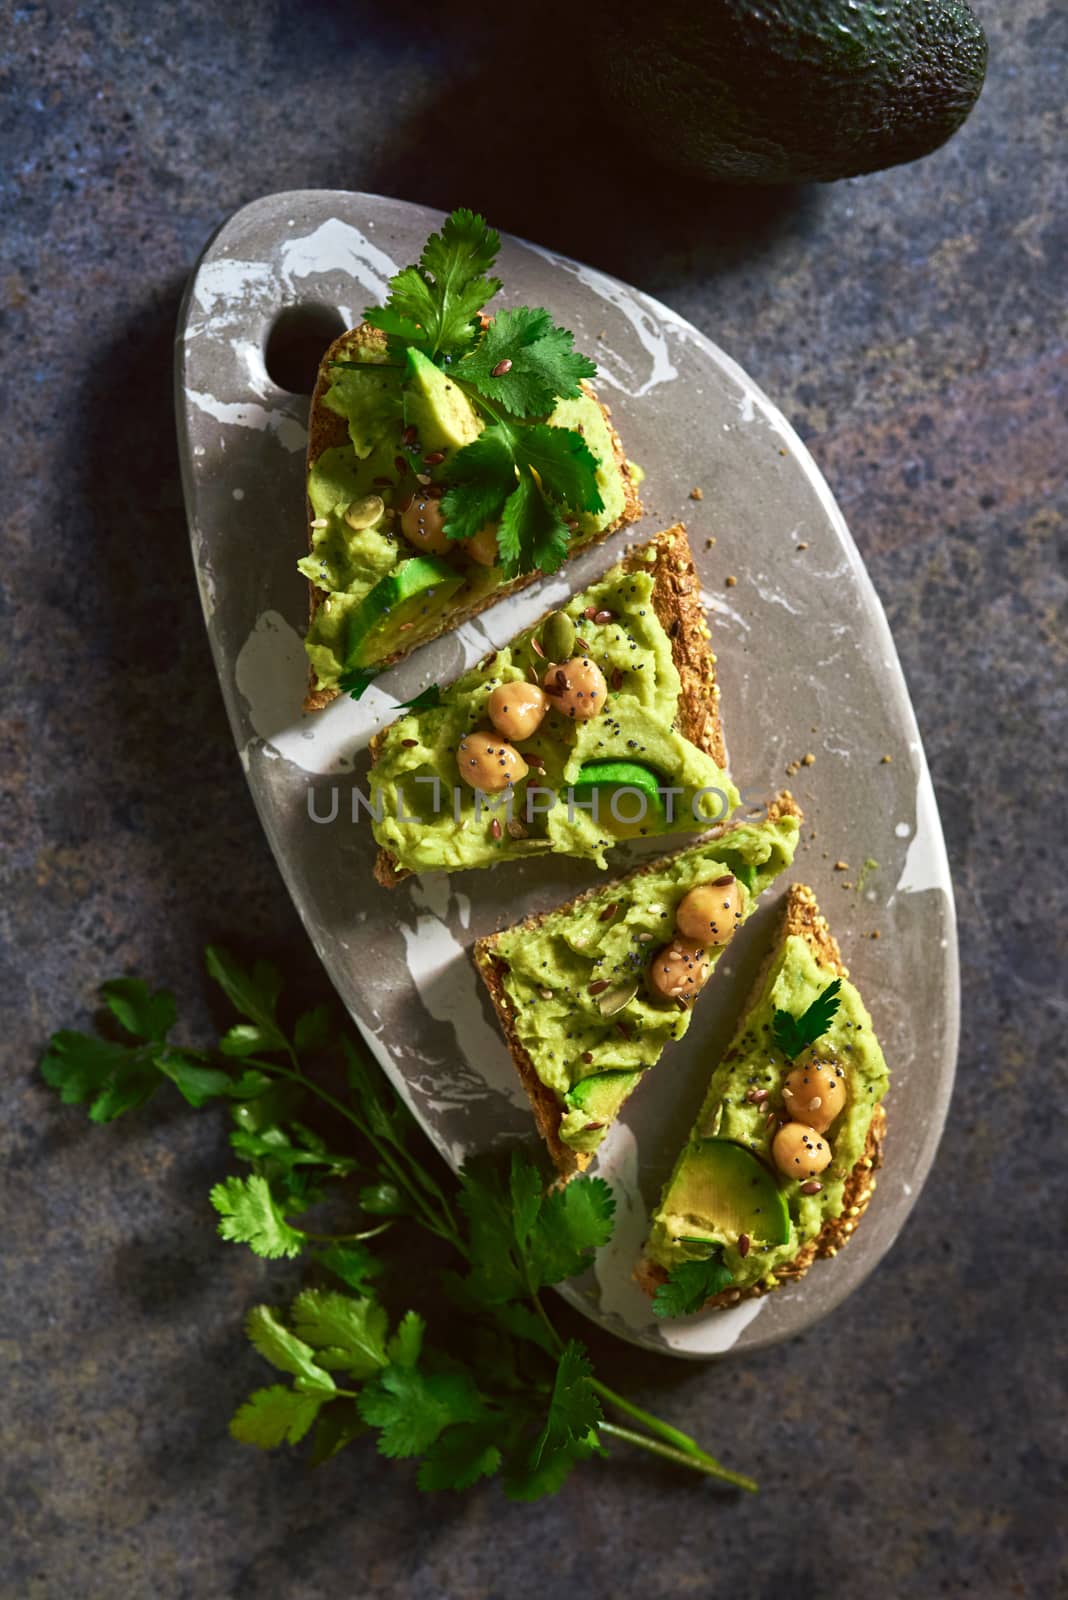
[
  {"xmin": 300, "ymin": 341, "xmax": 628, "ymax": 689},
  {"xmin": 489, "ymin": 812, "xmax": 800, "ymax": 1155},
  {"xmin": 645, "ymin": 937, "xmax": 889, "ymax": 1291},
  {"xmin": 370, "ymin": 558, "xmax": 742, "ymax": 876}
]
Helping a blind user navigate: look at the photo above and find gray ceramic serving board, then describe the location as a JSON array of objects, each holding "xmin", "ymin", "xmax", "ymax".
[{"xmin": 176, "ymin": 190, "xmax": 958, "ymax": 1358}]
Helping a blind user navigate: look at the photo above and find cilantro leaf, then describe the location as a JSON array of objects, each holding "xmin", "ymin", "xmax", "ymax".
[
  {"xmin": 358, "ymin": 1364, "xmax": 485, "ymax": 1459},
  {"xmin": 393, "ymin": 684, "xmax": 443, "ymax": 712},
  {"xmin": 100, "ymin": 978, "xmax": 176, "ymax": 1041},
  {"xmin": 244, "ymin": 1306, "xmax": 336, "ymax": 1392},
  {"xmin": 289, "ymin": 1289, "xmax": 389, "ymax": 1377},
  {"xmin": 498, "ymin": 471, "xmax": 571, "ymax": 578},
  {"xmin": 440, "ymin": 425, "xmax": 517, "ymax": 543},
  {"xmin": 772, "ymin": 978, "xmax": 843, "ymax": 1059},
  {"xmin": 503, "ymin": 1433, "xmax": 597, "ymax": 1502},
  {"xmin": 365, "ymin": 209, "xmax": 501, "ymax": 362},
  {"xmin": 218, "ymin": 1024, "xmax": 277, "ymax": 1059},
  {"xmin": 316, "ymin": 1242, "xmax": 384, "ymax": 1293},
  {"xmin": 457, "ymin": 1157, "xmax": 527, "ymax": 1305},
  {"xmin": 458, "ymin": 306, "xmax": 597, "ymax": 418},
  {"xmin": 445, "ymin": 425, "xmax": 596, "ymax": 579},
  {"xmin": 230, "ymin": 1385, "xmax": 325, "ymax": 1449},
  {"xmin": 156, "ymin": 1053, "xmax": 236, "ymax": 1108},
  {"xmin": 210, "ymin": 1174, "xmax": 305, "ymax": 1259},
  {"xmin": 337, "ymin": 665, "xmax": 380, "ymax": 701},
  {"xmin": 491, "ymin": 1301, "xmax": 559, "ymax": 1359},
  {"xmin": 293, "ymin": 1004, "xmax": 332, "ymax": 1053},
  {"xmin": 417, "ymin": 1420, "xmax": 504, "ymax": 1492},
  {"xmin": 205, "ymin": 947, "xmax": 288, "ymax": 1054},
  {"xmin": 41, "ymin": 1031, "xmax": 149, "ymax": 1118},
  {"xmin": 515, "ymin": 424, "xmax": 604, "ymax": 516},
  {"xmin": 386, "ymin": 1310, "xmax": 426, "ymax": 1369},
  {"xmin": 508, "ymin": 1152, "xmax": 543, "ymax": 1252},
  {"xmin": 531, "ymin": 1340, "xmax": 601, "ymax": 1469},
  {"xmin": 308, "ymin": 1400, "xmax": 368, "ymax": 1465},
  {"xmin": 528, "ymin": 1175, "xmax": 616, "ymax": 1288},
  {"xmin": 652, "ymin": 1250, "xmax": 735, "ymax": 1319}
]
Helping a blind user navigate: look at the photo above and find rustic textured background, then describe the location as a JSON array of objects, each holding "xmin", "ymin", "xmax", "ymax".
[{"xmin": 2, "ymin": 3, "xmax": 1065, "ymax": 1596}]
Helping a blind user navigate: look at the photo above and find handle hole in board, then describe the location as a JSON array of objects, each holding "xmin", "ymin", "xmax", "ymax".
[{"xmin": 264, "ymin": 304, "xmax": 348, "ymax": 395}]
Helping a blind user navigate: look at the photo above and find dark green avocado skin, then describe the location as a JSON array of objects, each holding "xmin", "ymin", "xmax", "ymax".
[{"xmin": 598, "ymin": 0, "xmax": 989, "ymax": 184}]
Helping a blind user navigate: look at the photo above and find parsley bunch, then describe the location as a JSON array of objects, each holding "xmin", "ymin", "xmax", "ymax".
[
  {"xmin": 41, "ymin": 948, "xmax": 756, "ymax": 1497},
  {"xmin": 363, "ymin": 209, "xmax": 605, "ymax": 579}
]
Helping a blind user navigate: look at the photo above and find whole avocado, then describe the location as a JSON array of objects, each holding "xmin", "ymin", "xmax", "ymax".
[{"xmin": 598, "ymin": 0, "xmax": 988, "ymax": 184}]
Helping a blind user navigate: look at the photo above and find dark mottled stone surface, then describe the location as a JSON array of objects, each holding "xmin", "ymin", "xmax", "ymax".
[{"xmin": 2, "ymin": 3, "xmax": 1064, "ymax": 1596}]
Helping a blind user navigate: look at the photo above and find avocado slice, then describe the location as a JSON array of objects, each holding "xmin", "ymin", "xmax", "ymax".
[
  {"xmin": 572, "ymin": 760, "xmax": 666, "ymax": 837},
  {"xmin": 344, "ymin": 556, "xmax": 466, "ymax": 669},
  {"xmin": 661, "ymin": 1139, "xmax": 790, "ymax": 1246},
  {"xmin": 566, "ymin": 1069, "xmax": 644, "ymax": 1123},
  {"xmin": 403, "ymin": 348, "xmax": 483, "ymax": 455},
  {"xmin": 598, "ymin": 0, "xmax": 987, "ymax": 185}
]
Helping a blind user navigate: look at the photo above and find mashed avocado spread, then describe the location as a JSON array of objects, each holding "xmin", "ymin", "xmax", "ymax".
[
  {"xmin": 370, "ymin": 558, "xmax": 742, "ymax": 876},
  {"xmin": 645, "ymin": 937, "xmax": 889, "ymax": 1291},
  {"xmin": 489, "ymin": 812, "xmax": 799, "ymax": 1155},
  {"xmin": 300, "ymin": 340, "xmax": 628, "ymax": 690}
]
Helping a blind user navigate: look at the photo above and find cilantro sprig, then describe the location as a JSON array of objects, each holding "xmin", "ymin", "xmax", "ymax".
[
  {"xmin": 362, "ymin": 210, "xmax": 606, "ymax": 579},
  {"xmin": 772, "ymin": 979, "xmax": 843, "ymax": 1059},
  {"xmin": 652, "ymin": 1248, "xmax": 735, "ymax": 1320},
  {"xmin": 364, "ymin": 208, "xmax": 502, "ymax": 364},
  {"xmin": 41, "ymin": 948, "xmax": 756, "ymax": 1498}
]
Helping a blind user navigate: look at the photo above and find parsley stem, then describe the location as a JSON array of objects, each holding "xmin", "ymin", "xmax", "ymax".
[
  {"xmin": 590, "ymin": 1379, "xmax": 729, "ymax": 1471},
  {"xmin": 597, "ymin": 1422, "xmax": 757, "ymax": 1492},
  {"xmin": 298, "ymin": 1222, "xmax": 393, "ymax": 1244},
  {"xmin": 528, "ymin": 1291, "xmax": 565, "ymax": 1356},
  {"xmin": 243, "ymin": 1056, "xmax": 466, "ymax": 1255}
]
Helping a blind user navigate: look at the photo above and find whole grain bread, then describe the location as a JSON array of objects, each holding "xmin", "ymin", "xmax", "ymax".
[
  {"xmin": 303, "ymin": 324, "xmax": 643, "ymax": 712},
  {"xmin": 633, "ymin": 881, "xmax": 887, "ymax": 1309},
  {"xmin": 473, "ymin": 791, "xmax": 804, "ymax": 1180},
  {"xmin": 371, "ymin": 522, "xmax": 723, "ymax": 888}
]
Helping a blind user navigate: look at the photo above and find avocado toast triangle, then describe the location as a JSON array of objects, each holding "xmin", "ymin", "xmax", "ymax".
[
  {"xmin": 298, "ymin": 208, "xmax": 651, "ymax": 708},
  {"xmin": 473, "ymin": 792, "xmax": 803, "ymax": 1179},
  {"xmin": 635, "ymin": 883, "xmax": 888, "ymax": 1314},
  {"xmin": 369, "ymin": 525, "xmax": 734, "ymax": 885}
]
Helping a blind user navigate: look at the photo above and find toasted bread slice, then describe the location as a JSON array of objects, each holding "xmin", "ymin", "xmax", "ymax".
[
  {"xmin": 634, "ymin": 883, "xmax": 887, "ymax": 1310},
  {"xmin": 370, "ymin": 523, "xmax": 724, "ymax": 888},
  {"xmin": 303, "ymin": 324, "xmax": 643, "ymax": 712},
  {"xmin": 474, "ymin": 792, "xmax": 803, "ymax": 1180}
]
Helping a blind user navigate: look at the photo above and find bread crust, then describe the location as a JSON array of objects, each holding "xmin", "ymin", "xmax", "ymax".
[
  {"xmin": 633, "ymin": 882, "xmax": 887, "ymax": 1309},
  {"xmin": 302, "ymin": 324, "xmax": 642, "ymax": 712},
  {"xmin": 473, "ymin": 792, "xmax": 804, "ymax": 1180},
  {"xmin": 371, "ymin": 523, "xmax": 724, "ymax": 888}
]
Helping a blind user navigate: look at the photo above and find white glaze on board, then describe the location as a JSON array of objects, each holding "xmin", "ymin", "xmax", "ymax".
[{"xmin": 398, "ymin": 877, "xmax": 529, "ymax": 1115}]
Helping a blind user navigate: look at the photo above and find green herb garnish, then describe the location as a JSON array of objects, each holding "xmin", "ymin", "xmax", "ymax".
[
  {"xmin": 772, "ymin": 978, "xmax": 843, "ymax": 1059},
  {"xmin": 364, "ymin": 209, "xmax": 604, "ymax": 579},
  {"xmin": 337, "ymin": 665, "xmax": 380, "ymax": 701},
  {"xmin": 393, "ymin": 683, "xmax": 443, "ymax": 712},
  {"xmin": 41, "ymin": 946, "xmax": 756, "ymax": 1497},
  {"xmin": 652, "ymin": 1248, "xmax": 735, "ymax": 1319}
]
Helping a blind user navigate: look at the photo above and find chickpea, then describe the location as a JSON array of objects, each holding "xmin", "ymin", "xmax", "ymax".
[
  {"xmin": 486, "ymin": 682, "xmax": 548, "ymax": 742},
  {"xmin": 675, "ymin": 874, "xmax": 744, "ymax": 946},
  {"xmin": 465, "ymin": 522, "xmax": 500, "ymax": 567},
  {"xmin": 782, "ymin": 1054, "xmax": 847, "ymax": 1133},
  {"xmin": 457, "ymin": 730, "xmax": 528, "ymax": 792},
  {"xmin": 772, "ymin": 1121, "xmax": 832, "ymax": 1179},
  {"xmin": 400, "ymin": 493, "xmax": 450, "ymax": 556},
  {"xmin": 542, "ymin": 656, "xmax": 608, "ymax": 721},
  {"xmin": 646, "ymin": 937, "xmax": 711, "ymax": 1003}
]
